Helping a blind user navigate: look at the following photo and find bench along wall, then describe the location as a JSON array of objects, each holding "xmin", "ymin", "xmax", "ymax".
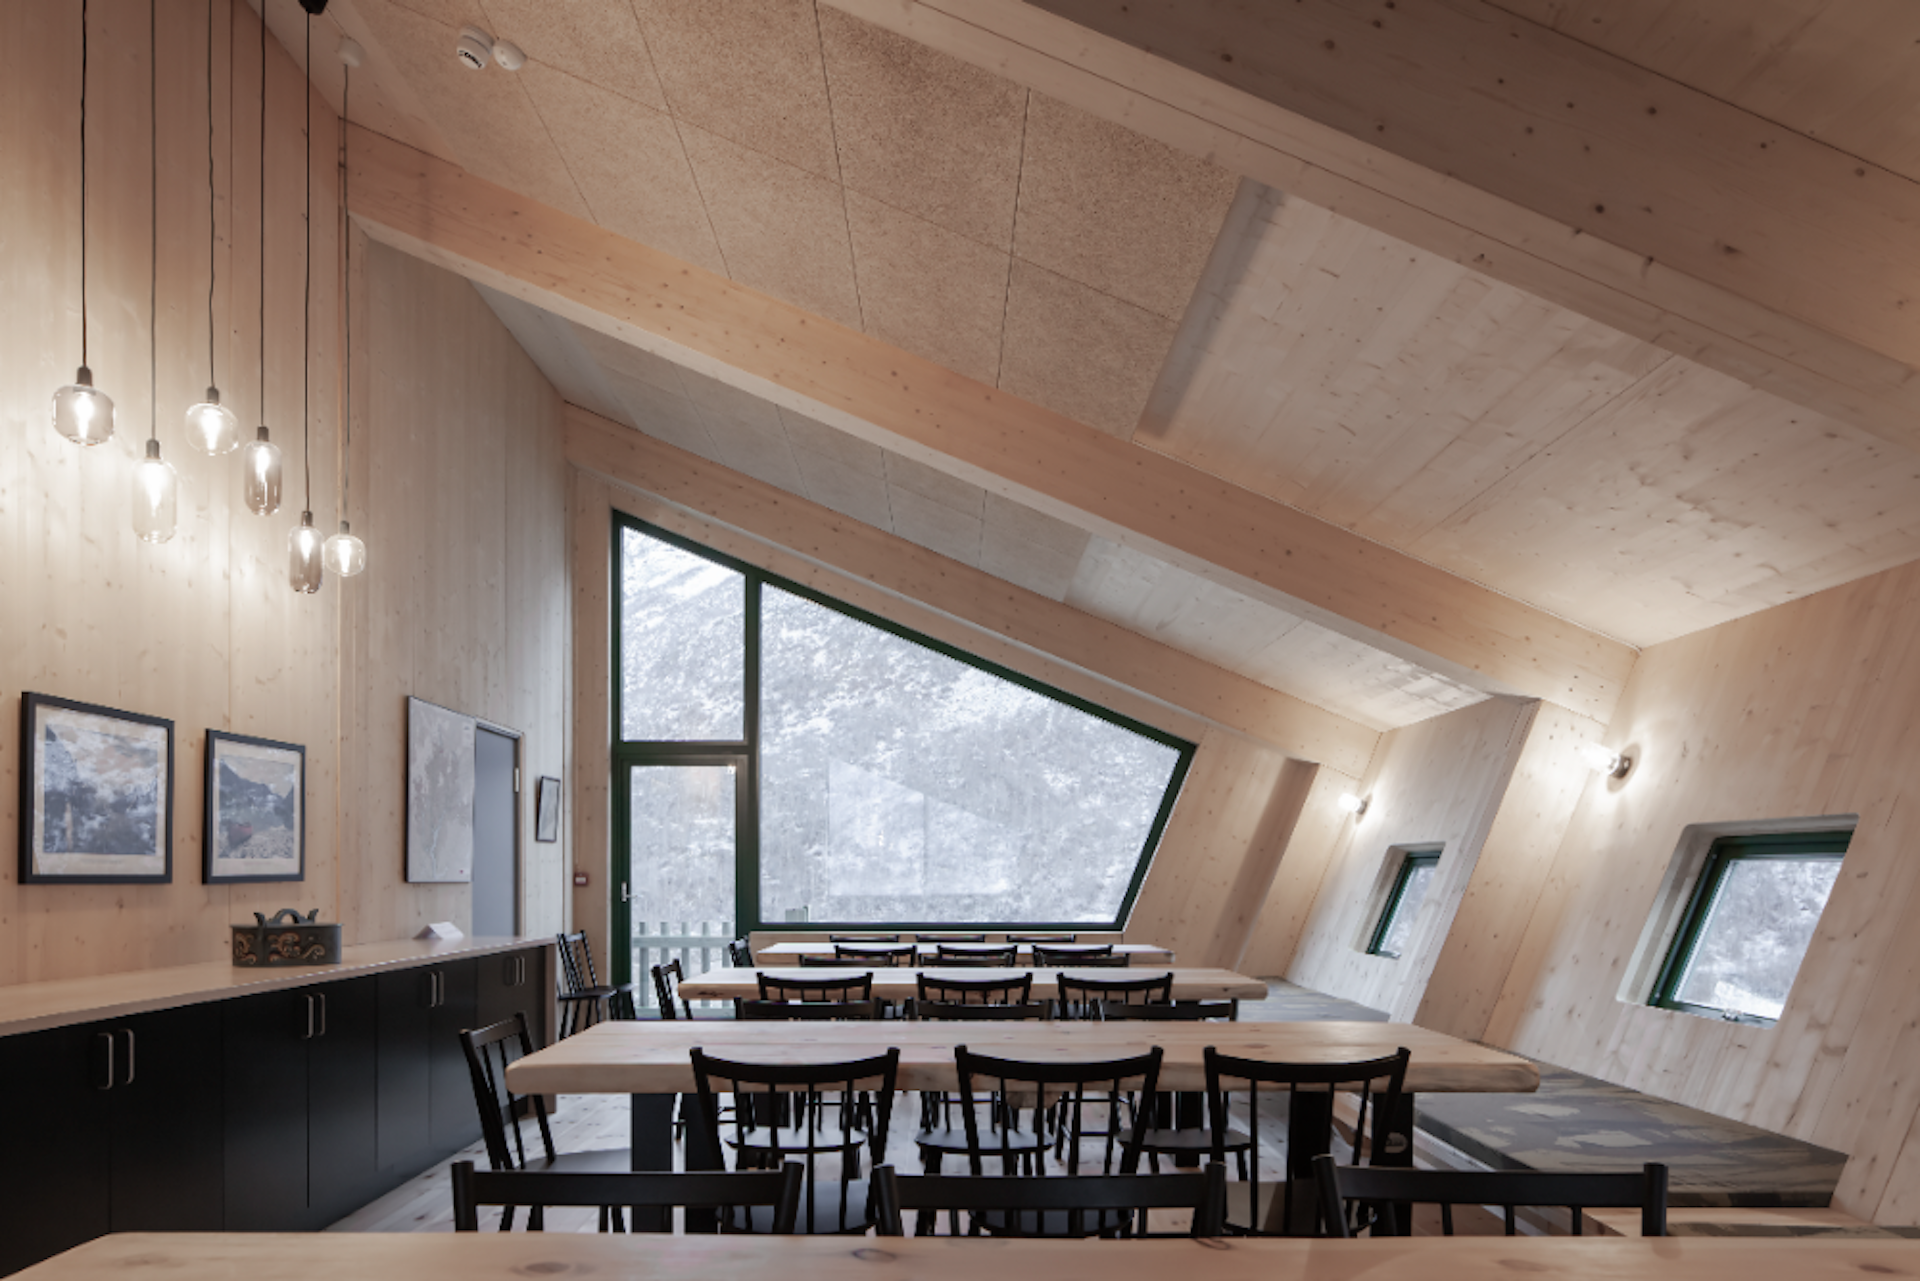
[{"xmin": 0, "ymin": 1, "xmax": 569, "ymax": 984}]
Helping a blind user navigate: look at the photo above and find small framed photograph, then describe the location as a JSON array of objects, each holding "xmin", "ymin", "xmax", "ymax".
[
  {"xmin": 535, "ymin": 775, "xmax": 562, "ymax": 843},
  {"xmin": 20, "ymin": 692, "xmax": 174, "ymax": 885},
  {"xmin": 204, "ymin": 731, "xmax": 305, "ymax": 884}
]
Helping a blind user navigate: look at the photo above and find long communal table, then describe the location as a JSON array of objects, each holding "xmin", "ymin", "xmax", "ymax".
[
  {"xmin": 755, "ymin": 942, "xmax": 1178, "ymax": 965},
  {"xmin": 28, "ymin": 1231, "xmax": 1920, "ymax": 1279},
  {"xmin": 508, "ymin": 1019, "xmax": 1539, "ymax": 1230},
  {"xmin": 677, "ymin": 965, "xmax": 1268, "ymax": 1004}
]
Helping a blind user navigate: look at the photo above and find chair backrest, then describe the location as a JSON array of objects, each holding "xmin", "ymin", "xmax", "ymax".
[
  {"xmin": 955, "ymin": 1043, "xmax": 1163, "ymax": 1176},
  {"xmin": 1006, "ymin": 934, "xmax": 1076, "ymax": 944},
  {"xmin": 1203, "ymin": 1045, "xmax": 1410, "ymax": 1236},
  {"xmin": 935, "ymin": 944, "xmax": 1018, "ymax": 966},
  {"xmin": 727, "ymin": 937, "xmax": 752, "ymax": 967},
  {"xmin": 834, "ymin": 943, "xmax": 917, "ymax": 966},
  {"xmin": 909, "ymin": 999, "xmax": 1049, "ymax": 1021},
  {"xmin": 758, "ymin": 970, "xmax": 874, "ymax": 1002},
  {"xmin": 1099, "ymin": 999, "xmax": 1237, "ymax": 1022},
  {"xmin": 916, "ymin": 971, "xmax": 1033, "ymax": 1005},
  {"xmin": 914, "ymin": 934, "xmax": 987, "ymax": 944},
  {"xmin": 1312, "ymin": 1153, "xmax": 1670, "ymax": 1238},
  {"xmin": 736, "ymin": 998, "xmax": 883, "ymax": 1021},
  {"xmin": 555, "ymin": 930, "xmax": 601, "ymax": 993},
  {"xmin": 651, "ymin": 960, "xmax": 686, "ymax": 1020},
  {"xmin": 1055, "ymin": 972, "xmax": 1174, "ymax": 1020},
  {"xmin": 458, "ymin": 1013, "xmax": 558, "ymax": 1174},
  {"xmin": 451, "ymin": 1159, "xmax": 805, "ymax": 1234},
  {"xmin": 872, "ymin": 1162, "xmax": 1228, "ymax": 1238},
  {"xmin": 691, "ymin": 1047, "xmax": 900, "ymax": 1233},
  {"xmin": 1034, "ymin": 944, "xmax": 1121, "ymax": 967},
  {"xmin": 828, "ymin": 934, "xmax": 900, "ymax": 943}
]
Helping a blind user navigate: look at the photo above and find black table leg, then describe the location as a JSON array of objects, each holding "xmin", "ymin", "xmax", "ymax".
[{"xmin": 628, "ymin": 1092, "xmax": 677, "ymax": 1232}]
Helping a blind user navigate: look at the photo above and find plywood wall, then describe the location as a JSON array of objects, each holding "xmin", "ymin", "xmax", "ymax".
[
  {"xmin": 1283, "ymin": 697, "xmax": 1536, "ymax": 1020},
  {"xmin": 1475, "ymin": 555, "xmax": 1920, "ymax": 1224},
  {"xmin": 1237, "ymin": 763, "xmax": 1359, "ymax": 976},
  {"xmin": 0, "ymin": 0, "xmax": 568, "ymax": 984}
]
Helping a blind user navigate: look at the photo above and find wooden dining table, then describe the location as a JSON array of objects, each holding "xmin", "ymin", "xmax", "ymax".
[
  {"xmin": 28, "ymin": 1231, "xmax": 1920, "ymax": 1280},
  {"xmin": 755, "ymin": 941, "xmax": 1178, "ymax": 965},
  {"xmin": 508, "ymin": 1017, "xmax": 1538, "ymax": 1232},
  {"xmin": 677, "ymin": 965, "xmax": 1269, "ymax": 1004}
]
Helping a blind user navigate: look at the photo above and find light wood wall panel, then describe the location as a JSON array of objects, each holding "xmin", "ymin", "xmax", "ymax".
[
  {"xmin": 0, "ymin": 1, "xmax": 567, "ymax": 984},
  {"xmin": 1477, "ymin": 555, "xmax": 1920, "ymax": 1224},
  {"xmin": 1285, "ymin": 698, "xmax": 1535, "ymax": 1020},
  {"xmin": 1237, "ymin": 765, "xmax": 1360, "ymax": 977}
]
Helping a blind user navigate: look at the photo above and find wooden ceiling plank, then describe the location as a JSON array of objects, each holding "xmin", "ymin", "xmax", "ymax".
[
  {"xmin": 822, "ymin": 0, "xmax": 1920, "ymax": 457},
  {"xmin": 346, "ymin": 125, "xmax": 1636, "ymax": 718},
  {"xmin": 565, "ymin": 405, "xmax": 1379, "ymax": 773}
]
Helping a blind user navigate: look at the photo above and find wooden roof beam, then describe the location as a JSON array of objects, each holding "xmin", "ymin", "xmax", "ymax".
[
  {"xmin": 346, "ymin": 125, "xmax": 1635, "ymax": 719},
  {"xmin": 830, "ymin": 0, "xmax": 1920, "ymax": 456}
]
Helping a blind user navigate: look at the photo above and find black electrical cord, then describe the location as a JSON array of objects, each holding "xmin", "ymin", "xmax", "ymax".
[
  {"xmin": 302, "ymin": 4, "xmax": 312, "ymax": 511},
  {"xmin": 149, "ymin": 0, "xmax": 157, "ymax": 446},
  {"xmin": 206, "ymin": 0, "xmax": 216, "ymax": 390},
  {"xmin": 79, "ymin": 0, "xmax": 89, "ymax": 370}
]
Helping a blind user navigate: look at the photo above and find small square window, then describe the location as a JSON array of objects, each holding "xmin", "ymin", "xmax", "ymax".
[
  {"xmin": 1650, "ymin": 831, "xmax": 1848, "ymax": 1024},
  {"xmin": 1367, "ymin": 850, "xmax": 1440, "ymax": 959}
]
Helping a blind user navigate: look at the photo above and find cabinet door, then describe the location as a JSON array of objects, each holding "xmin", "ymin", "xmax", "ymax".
[
  {"xmin": 307, "ymin": 976, "xmax": 381, "ymax": 1226},
  {"xmin": 375, "ymin": 967, "xmax": 434, "ymax": 1174},
  {"xmin": 477, "ymin": 949, "xmax": 537, "ymax": 1034},
  {"xmin": 0, "ymin": 1023, "xmax": 110, "ymax": 1275},
  {"xmin": 222, "ymin": 988, "xmax": 312, "ymax": 1231},
  {"xmin": 429, "ymin": 959, "xmax": 481, "ymax": 1152},
  {"xmin": 110, "ymin": 1003, "xmax": 225, "ymax": 1231}
]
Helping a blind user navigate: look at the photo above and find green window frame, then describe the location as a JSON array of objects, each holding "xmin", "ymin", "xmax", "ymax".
[
  {"xmin": 1649, "ymin": 830, "xmax": 1849, "ymax": 1025},
  {"xmin": 610, "ymin": 512, "xmax": 1197, "ymax": 966},
  {"xmin": 1366, "ymin": 849, "xmax": 1440, "ymax": 959}
]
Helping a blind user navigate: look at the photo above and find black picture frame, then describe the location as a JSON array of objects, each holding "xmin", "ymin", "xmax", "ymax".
[
  {"xmin": 19, "ymin": 692, "xmax": 174, "ymax": 885},
  {"xmin": 204, "ymin": 730, "xmax": 307, "ymax": 885},
  {"xmin": 535, "ymin": 775, "xmax": 561, "ymax": 843}
]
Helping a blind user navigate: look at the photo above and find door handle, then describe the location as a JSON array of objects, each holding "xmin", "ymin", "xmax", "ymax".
[
  {"xmin": 620, "ymin": 882, "xmax": 630, "ymax": 903},
  {"xmin": 304, "ymin": 994, "xmax": 316, "ymax": 1040},
  {"xmin": 317, "ymin": 991, "xmax": 328, "ymax": 1038},
  {"xmin": 96, "ymin": 1031, "xmax": 115, "ymax": 1091},
  {"xmin": 121, "ymin": 1029, "xmax": 136, "ymax": 1086}
]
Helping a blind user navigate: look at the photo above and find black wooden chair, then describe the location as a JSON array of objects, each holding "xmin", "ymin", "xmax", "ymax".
[
  {"xmin": 871, "ymin": 1162, "xmax": 1229, "ymax": 1238},
  {"xmin": 1034, "ymin": 944, "xmax": 1122, "ymax": 968},
  {"xmin": 1007, "ymin": 934, "xmax": 1077, "ymax": 945},
  {"xmin": 933, "ymin": 944, "xmax": 1018, "ymax": 966},
  {"xmin": 1054, "ymin": 972, "xmax": 1174, "ymax": 1020},
  {"xmin": 914, "ymin": 934, "xmax": 987, "ymax": 944},
  {"xmin": 828, "ymin": 934, "xmax": 900, "ymax": 943},
  {"xmin": 1103, "ymin": 1002, "xmax": 1242, "ymax": 1175},
  {"xmin": 833, "ymin": 943, "xmax": 917, "ymax": 967},
  {"xmin": 757, "ymin": 971, "xmax": 874, "ymax": 1002},
  {"xmin": 916, "ymin": 972, "xmax": 1033, "ymax": 1006},
  {"xmin": 457, "ymin": 1014, "xmax": 632, "ymax": 1231},
  {"xmin": 727, "ymin": 937, "xmax": 752, "ymax": 967},
  {"xmin": 736, "ymin": 999, "xmax": 883, "ymax": 1021},
  {"xmin": 1204, "ymin": 1046, "xmax": 1410, "ymax": 1236},
  {"xmin": 451, "ymin": 1159, "xmax": 804, "ymax": 1234},
  {"xmin": 651, "ymin": 959, "xmax": 700, "ymax": 1020},
  {"xmin": 691, "ymin": 1046, "xmax": 900, "ymax": 1233},
  {"xmin": 1312, "ymin": 1153, "xmax": 1670, "ymax": 1237},
  {"xmin": 555, "ymin": 930, "xmax": 635, "ymax": 1037}
]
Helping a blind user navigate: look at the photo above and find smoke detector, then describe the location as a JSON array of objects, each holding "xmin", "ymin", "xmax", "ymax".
[{"xmin": 456, "ymin": 26, "xmax": 493, "ymax": 70}]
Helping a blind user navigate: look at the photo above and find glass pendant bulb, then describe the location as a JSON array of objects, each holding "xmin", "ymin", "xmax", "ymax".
[
  {"xmin": 323, "ymin": 520, "xmax": 366, "ymax": 577},
  {"xmin": 131, "ymin": 438, "xmax": 177, "ymax": 544},
  {"xmin": 52, "ymin": 366, "xmax": 115, "ymax": 445},
  {"xmin": 185, "ymin": 386, "xmax": 240, "ymax": 455},
  {"xmin": 289, "ymin": 510, "xmax": 324, "ymax": 594},
  {"xmin": 242, "ymin": 425, "xmax": 282, "ymax": 515}
]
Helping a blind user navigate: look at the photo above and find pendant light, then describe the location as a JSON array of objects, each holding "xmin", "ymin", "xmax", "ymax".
[
  {"xmin": 52, "ymin": 0, "xmax": 115, "ymax": 446},
  {"xmin": 322, "ymin": 39, "xmax": 365, "ymax": 578},
  {"xmin": 132, "ymin": 0, "xmax": 178, "ymax": 543},
  {"xmin": 185, "ymin": 0, "xmax": 237, "ymax": 455},
  {"xmin": 288, "ymin": 3, "xmax": 323, "ymax": 593},
  {"xmin": 241, "ymin": 1, "xmax": 282, "ymax": 513}
]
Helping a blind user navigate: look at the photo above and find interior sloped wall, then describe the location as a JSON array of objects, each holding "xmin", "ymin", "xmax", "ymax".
[
  {"xmin": 1283, "ymin": 697, "xmax": 1537, "ymax": 1020},
  {"xmin": 1479, "ymin": 556, "xmax": 1920, "ymax": 1224},
  {"xmin": 1237, "ymin": 764, "xmax": 1359, "ymax": 976},
  {"xmin": 0, "ymin": 1, "xmax": 569, "ymax": 982}
]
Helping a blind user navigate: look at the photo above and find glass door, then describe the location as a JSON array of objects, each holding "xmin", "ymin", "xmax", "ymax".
[{"xmin": 613, "ymin": 756, "xmax": 748, "ymax": 1004}]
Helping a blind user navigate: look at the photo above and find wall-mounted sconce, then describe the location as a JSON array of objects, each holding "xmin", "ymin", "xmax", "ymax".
[
  {"xmin": 1581, "ymin": 743, "xmax": 1632, "ymax": 779},
  {"xmin": 1337, "ymin": 792, "xmax": 1370, "ymax": 817}
]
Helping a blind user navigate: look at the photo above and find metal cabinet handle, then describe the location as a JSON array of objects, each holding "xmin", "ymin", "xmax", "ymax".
[
  {"xmin": 97, "ymin": 1031, "xmax": 115, "ymax": 1091},
  {"xmin": 317, "ymin": 991, "xmax": 327, "ymax": 1038},
  {"xmin": 122, "ymin": 1029, "xmax": 136, "ymax": 1086},
  {"xmin": 304, "ymin": 994, "xmax": 316, "ymax": 1040}
]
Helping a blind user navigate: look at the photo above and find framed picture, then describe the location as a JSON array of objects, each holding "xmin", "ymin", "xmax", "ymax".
[
  {"xmin": 204, "ymin": 731, "xmax": 305, "ymax": 884},
  {"xmin": 407, "ymin": 696, "xmax": 475, "ymax": 884},
  {"xmin": 19, "ymin": 692, "xmax": 173, "ymax": 885},
  {"xmin": 535, "ymin": 775, "xmax": 561, "ymax": 843}
]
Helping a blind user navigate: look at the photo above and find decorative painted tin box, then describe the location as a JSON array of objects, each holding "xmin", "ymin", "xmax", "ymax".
[{"xmin": 232, "ymin": 908, "xmax": 341, "ymax": 966}]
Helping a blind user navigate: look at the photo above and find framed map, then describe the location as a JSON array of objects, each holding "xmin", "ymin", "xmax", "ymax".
[
  {"xmin": 20, "ymin": 692, "xmax": 173, "ymax": 884},
  {"xmin": 204, "ymin": 731, "xmax": 304, "ymax": 884},
  {"xmin": 407, "ymin": 696, "xmax": 475, "ymax": 884}
]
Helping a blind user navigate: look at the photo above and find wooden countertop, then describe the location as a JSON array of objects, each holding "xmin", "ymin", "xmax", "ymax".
[
  {"xmin": 507, "ymin": 1019, "xmax": 1540, "ymax": 1096},
  {"xmin": 0, "ymin": 936, "xmax": 550, "ymax": 1038},
  {"xmin": 679, "ymin": 966, "xmax": 1267, "ymax": 1001},
  {"xmin": 25, "ymin": 1232, "xmax": 1920, "ymax": 1280}
]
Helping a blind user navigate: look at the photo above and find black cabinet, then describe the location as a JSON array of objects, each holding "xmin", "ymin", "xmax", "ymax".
[
  {"xmin": 0, "ymin": 1023, "xmax": 109, "ymax": 1276},
  {"xmin": 478, "ymin": 948, "xmax": 540, "ymax": 1032},
  {"xmin": 375, "ymin": 967, "xmax": 434, "ymax": 1176},
  {"xmin": 307, "ymin": 976, "xmax": 380, "ymax": 1225},
  {"xmin": 429, "ymin": 959, "xmax": 481, "ymax": 1153}
]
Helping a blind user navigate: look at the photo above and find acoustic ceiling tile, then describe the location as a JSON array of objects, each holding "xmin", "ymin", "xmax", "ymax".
[
  {"xmin": 845, "ymin": 191, "xmax": 1009, "ymax": 386},
  {"xmin": 572, "ymin": 323, "xmax": 691, "ymax": 400},
  {"xmin": 478, "ymin": 0, "xmax": 671, "ymax": 113},
  {"xmin": 999, "ymin": 261, "xmax": 1177, "ymax": 437}
]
